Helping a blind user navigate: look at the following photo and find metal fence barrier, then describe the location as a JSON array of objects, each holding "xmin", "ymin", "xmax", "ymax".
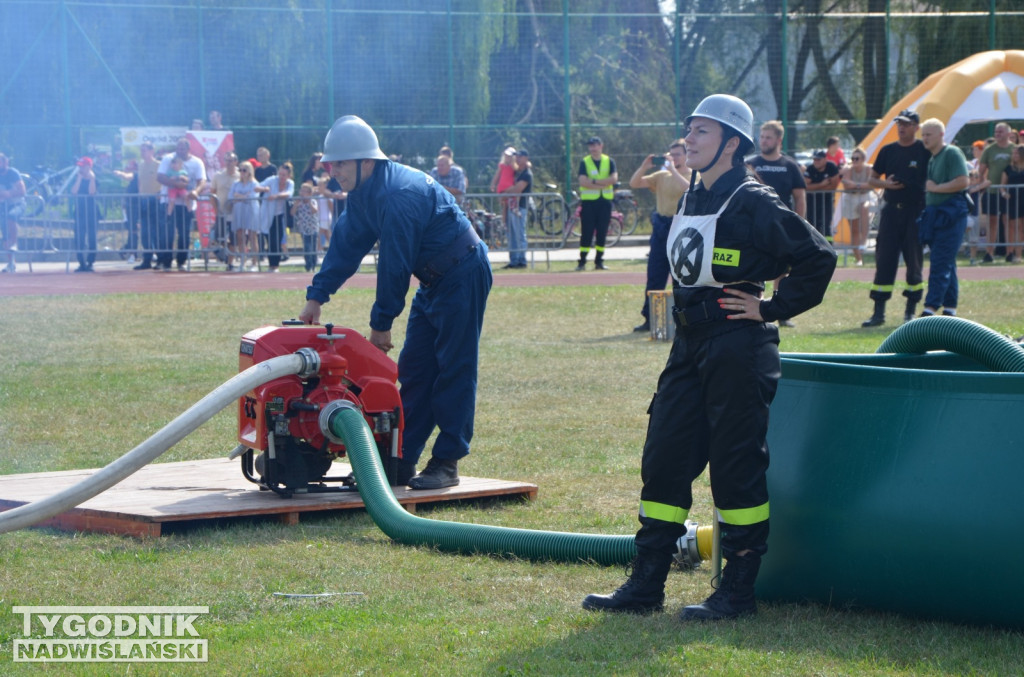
[
  {"xmin": 8, "ymin": 192, "xmax": 336, "ymax": 273},
  {"xmin": 6, "ymin": 185, "xmax": 1023, "ymax": 273}
]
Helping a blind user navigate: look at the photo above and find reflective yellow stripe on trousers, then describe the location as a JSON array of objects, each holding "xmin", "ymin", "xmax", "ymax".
[
  {"xmin": 639, "ymin": 500, "xmax": 688, "ymax": 525},
  {"xmin": 718, "ymin": 502, "xmax": 770, "ymax": 526}
]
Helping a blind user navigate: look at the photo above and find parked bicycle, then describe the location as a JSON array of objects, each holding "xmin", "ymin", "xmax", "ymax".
[
  {"xmin": 562, "ymin": 194, "xmax": 622, "ymax": 247},
  {"xmin": 20, "ymin": 162, "xmax": 83, "ymax": 217},
  {"xmin": 612, "ymin": 188, "xmax": 640, "ymax": 235},
  {"xmin": 528, "ymin": 184, "xmax": 569, "ymax": 236},
  {"xmin": 466, "ymin": 204, "xmax": 507, "ymax": 250}
]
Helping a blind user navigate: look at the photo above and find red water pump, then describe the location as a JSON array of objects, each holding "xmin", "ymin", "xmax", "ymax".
[{"xmin": 236, "ymin": 322, "xmax": 403, "ymax": 497}]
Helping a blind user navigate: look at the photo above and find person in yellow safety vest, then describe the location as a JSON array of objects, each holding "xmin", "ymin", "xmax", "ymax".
[{"xmin": 576, "ymin": 136, "xmax": 618, "ymax": 270}]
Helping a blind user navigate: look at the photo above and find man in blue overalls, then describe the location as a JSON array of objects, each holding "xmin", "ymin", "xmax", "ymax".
[{"xmin": 300, "ymin": 116, "xmax": 492, "ymax": 490}]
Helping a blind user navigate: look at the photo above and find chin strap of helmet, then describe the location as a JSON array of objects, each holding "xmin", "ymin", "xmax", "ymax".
[
  {"xmin": 695, "ymin": 128, "xmax": 748, "ymax": 175},
  {"xmin": 694, "ymin": 139, "xmax": 728, "ymax": 176}
]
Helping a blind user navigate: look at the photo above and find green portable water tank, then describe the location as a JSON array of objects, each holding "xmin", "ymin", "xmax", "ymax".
[{"xmin": 759, "ymin": 346, "xmax": 1024, "ymax": 629}]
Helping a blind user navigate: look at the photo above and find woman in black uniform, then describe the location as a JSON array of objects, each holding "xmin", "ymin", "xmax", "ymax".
[{"xmin": 583, "ymin": 95, "xmax": 836, "ymax": 621}]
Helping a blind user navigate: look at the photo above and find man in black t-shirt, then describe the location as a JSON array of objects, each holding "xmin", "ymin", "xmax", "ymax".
[
  {"xmin": 747, "ymin": 120, "xmax": 806, "ymax": 217},
  {"xmin": 501, "ymin": 149, "xmax": 533, "ymax": 268},
  {"xmin": 747, "ymin": 120, "xmax": 806, "ymax": 327},
  {"xmin": 804, "ymin": 149, "xmax": 840, "ymax": 240},
  {"xmin": 861, "ymin": 109, "xmax": 932, "ymax": 327}
]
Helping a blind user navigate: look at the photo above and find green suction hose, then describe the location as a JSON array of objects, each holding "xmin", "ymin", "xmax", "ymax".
[
  {"xmin": 323, "ymin": 317, "xmax": 1021, "ymax": 567},
  {"xmin": 876, "ymin": 315, "xmax": 1024, "ymax": 372},
  {"xmin": 325, "ymin": 403, "xmax": 637, "ymax": 566}
]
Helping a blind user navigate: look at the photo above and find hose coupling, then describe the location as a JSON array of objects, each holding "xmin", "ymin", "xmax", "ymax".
[
  {"xmin": 318, "ymin": 400, "xmax": 361, "ymax": 445},
  {"xmin": 673, "ymin": 520, "xmax": 703, "ymax": 570},
  {"xmin": 294, "ymin": 347, "xmax": 321, "ymax": 378}
]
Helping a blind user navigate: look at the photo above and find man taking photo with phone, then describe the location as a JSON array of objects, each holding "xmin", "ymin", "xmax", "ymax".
[{"xmin": 628, "ymin": 140, "xmax": 691, "ymax": 332}]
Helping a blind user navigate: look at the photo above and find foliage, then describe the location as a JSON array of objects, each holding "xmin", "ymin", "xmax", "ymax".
[{"xmin": 1, "ymin": 1, "xmax": 1022, "ymax": 180}]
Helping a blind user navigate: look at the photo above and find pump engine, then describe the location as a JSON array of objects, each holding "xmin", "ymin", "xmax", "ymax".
[{"xmin": 236, "ymin": 322, "xmax": 403, "ymax": 497}]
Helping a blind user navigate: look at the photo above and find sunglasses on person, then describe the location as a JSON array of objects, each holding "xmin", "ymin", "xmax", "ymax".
[{"xmin": 852, "ymin": 155, "xmax": 865, "ymax": 161}]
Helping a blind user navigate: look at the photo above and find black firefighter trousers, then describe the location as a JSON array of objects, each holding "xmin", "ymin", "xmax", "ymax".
[{"xmin": 635, "ymin": 319, "xmax": 778, "ymax": 560}]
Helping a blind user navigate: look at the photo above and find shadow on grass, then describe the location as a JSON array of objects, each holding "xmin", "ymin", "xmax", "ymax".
[
  {"xmin": 484, "ymin": 600, "xmax": 1024, "ymax": 675},
  {"xmin": 575, "ymin": 332, "xmax": 662, "ymax": 344}
]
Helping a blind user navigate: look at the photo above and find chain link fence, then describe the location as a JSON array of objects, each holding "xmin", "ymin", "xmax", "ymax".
[{"xmin": 2, "ymin": 1, "xmax": 1022, "ymax": 205}]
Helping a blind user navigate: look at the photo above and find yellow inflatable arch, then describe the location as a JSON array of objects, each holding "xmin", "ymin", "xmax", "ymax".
[{"xmin": 861, "ymin": 50, "xmax": 1024, "ymax": 162}]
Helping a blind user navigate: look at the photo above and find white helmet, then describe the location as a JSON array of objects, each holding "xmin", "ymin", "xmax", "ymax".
[
  {"xmin": 684, "ymin": 94, "xmax": 754, "ymax": 148},
  {"xmin": 322, "ymin": 115, "xmax": 388, "ymax": 162}
]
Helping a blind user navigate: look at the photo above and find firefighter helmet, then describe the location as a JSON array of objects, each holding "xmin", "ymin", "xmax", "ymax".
[
  {"xmin": 322, "ymin": 115, "xmax": 388, "ymax": 162},
  {"xmin": 684, "ymin": 94, "xmax": 754, "ymax": 149}
]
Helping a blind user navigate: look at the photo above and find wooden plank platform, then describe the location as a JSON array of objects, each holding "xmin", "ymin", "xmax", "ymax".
[{"xmin": 0, "ymin": 458, "xmax": 538, "ymax": 538}]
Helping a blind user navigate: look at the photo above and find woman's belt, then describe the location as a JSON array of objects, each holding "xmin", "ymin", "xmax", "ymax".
[{"xmin": 672, "ymin": 299, "xmax": 731, "ymax": 328}]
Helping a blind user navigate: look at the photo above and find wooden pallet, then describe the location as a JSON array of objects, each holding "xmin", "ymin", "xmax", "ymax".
[{"xmin": 0, "ymin": 458, "xmax": 538, "ymax": 538}]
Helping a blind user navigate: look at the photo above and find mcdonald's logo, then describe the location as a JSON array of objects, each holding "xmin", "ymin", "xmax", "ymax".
[{"xmin": 993, "ymin": 83, "xmax": 1024, "ymax": 110}]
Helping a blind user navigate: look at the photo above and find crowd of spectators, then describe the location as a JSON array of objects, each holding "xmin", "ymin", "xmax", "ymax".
[{"xmin": 2, "ymin": 114, "xmax": 1021, "ymax": 277}]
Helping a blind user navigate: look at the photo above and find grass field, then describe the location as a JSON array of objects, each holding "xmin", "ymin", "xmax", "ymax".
[{"xmin": 1, "ymin": 279, "xmax": 1023, "ymax": 676}]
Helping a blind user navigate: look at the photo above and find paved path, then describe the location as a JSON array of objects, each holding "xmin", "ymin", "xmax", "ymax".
[{"xmin": 1, "ymin": 245, "xmax": 1020, "ymax": 297}]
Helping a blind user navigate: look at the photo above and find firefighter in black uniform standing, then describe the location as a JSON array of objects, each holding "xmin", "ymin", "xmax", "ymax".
[
  {"xmin": 582, "ymin": 94, "xmax": 836, "ymax": 621},
  {"xmin": 860, "ymin": 109, "xmax": 931, "ymax": 327}
]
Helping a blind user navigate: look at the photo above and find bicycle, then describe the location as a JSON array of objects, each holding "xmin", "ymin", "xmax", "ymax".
[
  {"xmin": 528, "ymin": 184, "xmax": 569, "ymax": 236},
  {"xmin": 563, "ymin": 196, "xmax": 622, "ymax": 247},
  {"xmin": 20, "ymin": 163, "xmax": 80, "ymax": 217},
  {"xmin": 612, "ymin": 188, "xmax": 640, "ymax": 235},
  {"xmin": 468, "ymin": 206, "xmax": 507, "ymax": 250}
]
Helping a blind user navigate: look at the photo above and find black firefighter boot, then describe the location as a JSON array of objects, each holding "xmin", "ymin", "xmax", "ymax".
[
  {"xmin": 594, "ymin": 251, "xmax": 608, "ymax": 270},
  {"xmin": 575, "ymin": 252, "xmax": 588, "ymax": 272},
  {"xmin": 861, "ymin": 299, "xmax": 886, "ymax": 327},
  {"xmin": 904, "ymin": 298, "xmax": 918, "ymax": 324},
  {"xmin": 582, "ymin": 552, "xmax": 671, "ymax": 614},
  {"xmin": 407, "ymin": 457, "xmax": 459, "ymax": 490},
  {"xmin": 679, "ymin": 552, "xmax": 761, "ymax": 621}
]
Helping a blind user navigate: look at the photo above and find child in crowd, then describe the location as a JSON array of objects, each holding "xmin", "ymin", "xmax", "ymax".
[
  {"xmin": 229, "ymin": 161, "xmax": 265, "ymax": 271},
  {"xmin": 825, "ymin": 136, "xmax": 846, "ymax": 169},
  {"xmin": 491, "ymin": 146, "xmax": 518, "ymax": 197},
  {"xmin": 165, "ymin": 156, "xmax": 190, "ymax": 216},
  {"xmin": 490, "ymin": 147, "xmax": 518, "ymax": 222},
  {"xmin": 290, "ymin": 182, "xmax": 320, "ymax": 272},
  {"xmin": 315, "ymin": 173, "xmax": 333, "ymax": 252}
]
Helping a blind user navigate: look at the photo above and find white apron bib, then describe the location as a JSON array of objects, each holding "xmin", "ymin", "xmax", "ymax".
[{"xmin": 667, "ymin": 185, "xmax": 745, "ymax": 288}]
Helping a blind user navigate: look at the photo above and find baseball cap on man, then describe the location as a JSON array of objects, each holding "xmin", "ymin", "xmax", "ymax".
[
  {"xmin": 585, "ymin": 136, "xmax": 602, "ymax": 145},
  {"xmin": 76, "ymin": 157, "xmax": 93, "ymax": 167},
  {"xmin": 812, "ymin": 149, "xmax": 827, "ymax": 159},
  {"xmin": 514, "ymin": 149, "xmax": 529, "ymax": 156},
  {"xmin": 894, "ymin": 109, "xmax": 920, "ymax": 124}
]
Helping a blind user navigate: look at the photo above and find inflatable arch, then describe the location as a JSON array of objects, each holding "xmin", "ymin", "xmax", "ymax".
[{"xmin": 861, "ymin": 50, "xmax": 1024, "ymax": 161}]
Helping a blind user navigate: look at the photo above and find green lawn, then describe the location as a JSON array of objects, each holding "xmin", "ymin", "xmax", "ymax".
[{"xmin": 1, "ymin": 280, "xmax": 1022, "ymax": 676}]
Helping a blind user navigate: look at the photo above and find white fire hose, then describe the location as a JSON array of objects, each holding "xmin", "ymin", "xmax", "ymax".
[{"xmin": 0, "ymin": 352, "xmax": 319, "ymax": 535}]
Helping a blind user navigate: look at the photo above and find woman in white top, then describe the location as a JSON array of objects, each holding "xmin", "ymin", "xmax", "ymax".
[{"xmin": 839, "ymin": 147, "xmax": 877, "ymax": 266}]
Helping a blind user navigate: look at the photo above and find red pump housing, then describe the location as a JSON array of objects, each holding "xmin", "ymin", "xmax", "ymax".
[{"xmin": 237, "ymin": 323, "xmax": 403, "ymax": 496}]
